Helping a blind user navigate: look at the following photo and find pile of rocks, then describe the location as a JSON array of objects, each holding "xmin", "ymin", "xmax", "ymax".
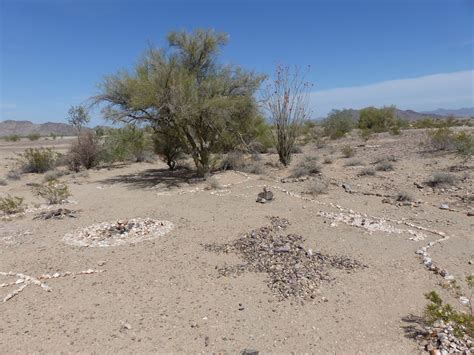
[
  {"xmin": 63, "ymin": 218, "xmax": 174, "ymax": 247},
  {"xmin": 205, "ymin": 216, "xmax": 366, "ymax": 300},
  {"xmin": 34, "ymin": 208, "xmax": 78, "ymax": 220},
  {"xmin": 417, "ymin": 320, "xmax": 473, "ymax": 354}
]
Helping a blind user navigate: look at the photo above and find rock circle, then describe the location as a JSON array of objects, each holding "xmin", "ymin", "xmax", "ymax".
[{"xmin": 63, "ymin": 218, "xmax": 174, "ymax": 247}]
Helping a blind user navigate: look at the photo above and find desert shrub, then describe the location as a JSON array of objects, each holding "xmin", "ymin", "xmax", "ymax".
[
  {"xmin": 0, "ymin": 195, "xmax": 26, "ymax": 214},
  {"xmin": 344, "ymin": 158, "xmax": 364, "ymax": 167},
  {"xmin": 33, "ymin": 180, "xmax": 70, "ymax": 204},
  {"xmin": 453, "ymin": 131, "xmax": 474, "ymax": 160},
  {"xmin": 0, "ymin": 179, "xmax": 7, "ymax": 186},
  {"xmin": 19, "ymin": 148, "xmax": 57, "ymax": 173},
  {"xmin": 322, "ymin": 109, "xmax": 356, "ymax": 139},
  {"xmin": 6, "ymin": 169, "xmax": 21, "ymax": 180},
  {"xmin": 427, "ymin": 172, "xmax": 457, "ymax": 187},
  {"xmin": 68, "ymin": 132, "xmax": 102, "ymax": 171},
  {"xmin": 27, "ymin": 133, "xmax": 41, "ymax": 141},
  {"xmin": 267, "ymin": 147, "xmax": 277, "ymax": 155},
  {"xmin": 323, "ymin": 157, "xmax": 333, "ymax": 164},
  {"xmin": 375, "ymin": 159, "xmax": 394, "ymax": 171},
  {"xmin": 291, "ymin": 155, "xmax": 321, "ymax": 178},
  {"xmin": 219, "ymin": 151, "xmax": 245, "ymax": 171},
  {"xmin": 291, "ymin": 145, "xmax": 303, "ymax": 154},
  {"xmin": 43, "ymin": 170, "xmax": 64, "ymax": 182},
  {"xmin": 241, "ymin": 161, "xmax": 264, "ymax": 175},
  {"xmin": 4, "ymin": 135, "xmax": 20, "ymax": 142},
  {"xmin": 153, "ymin": 129, "xmax": 185, "ymax": 170},
  {"xmin": 427, "ymin": 127, "xmax": 455, "ymax": 151},
  {"xmin": 205, "ymin": 177, "xmax": 221, "ymax": 190},
  {"xmin": 341, "ymin": 145, "xmax": 355, "ymax": 158},
  {"xmin": 358, "ymin": 106, "xmax": 397, "ymax": 133},
  {"xmin": 358, "ymin": 167, "xmax": 376, "ymax": 176},
  {"xmin": 50, "ymin": 133, "xmax": 57, "ymax": 140},
  {"xmin": 424, "ymin": 288, "xmax": 473, "ymax": 338},
  {"xmin": 306, "ymin": 179, "xmax": 328, "ymax": 195},
  {"xmin": 395, "ymin": 191, "xmax": 413, "ymax": 202},
  {"xmin": 104, "ymin": 125, "xmax": 152, "ymax": 163}
]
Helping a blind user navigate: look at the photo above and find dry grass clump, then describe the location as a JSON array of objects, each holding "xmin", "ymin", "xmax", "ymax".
[
  {"xmin": 33, "ymin": 180, "xmax": 71, "ymax": 204},
  {"xmin": 323, "ymin": 157, "xmax": 333, "ymax": 164},
  {"xmin": 0, "ymin": 179, "xmax": 7, "ymax": 186},
  {"xmin": 427, "ymin": 172, "xmax": 458, "ymax": 187},
  {"xmin": 344, "ymin": 158, "xmax": 364, "ymax": 167},
  {"xmin": 291, "ymin": 155, "xmax": 321, "ymax": 178},
  {"xmin": 395, "ymin": 191, "xmax": 413, "ymax": 202},
  {"xmin": 0, "ymin": 195, "xmax": 26, "ymax": 215},
  {"xmin": 306, "ymin": 179, "xmax": 328, "ymax": 195},
  {"xmin": 341, "ymin": 145, "xmax": 355, "ymax": 158},
  {"xmin": 43, "ymin": 170, "xmax": 65, "ymax": 182},
  {"xmin": 375, "ymin": 159, "xmax": 394, "ymax": 171},
  {"xmin": 358, "ymin": 167, "xmax": 376, "ymax": 176}
]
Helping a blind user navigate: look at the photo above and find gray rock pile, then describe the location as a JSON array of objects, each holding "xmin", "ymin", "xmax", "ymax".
[
  {"xmin": 417, "ymin": 320, "xmax": 473, "ymax": 354},
  {"xmin": 204, "ymin": 216, "xmax": 366, "ymax": 300}
]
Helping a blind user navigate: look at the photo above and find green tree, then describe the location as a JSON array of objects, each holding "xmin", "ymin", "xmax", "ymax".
[
  {"xmin": 67, "ymin": 105, "xmax": 90, "ymax": 132},
  {"xmin": 93, "ymin": 29, "xmax": 264, "ymax": 176},
  {"xmin": 358, "ymin": 106, "xmax": 397, "ymax": 133},
  {"xmin": 322, "ymin": 109, "xmax": 356, "ymax": 139}
]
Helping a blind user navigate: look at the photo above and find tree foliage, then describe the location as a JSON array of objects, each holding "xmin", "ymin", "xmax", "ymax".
[
  {"xmin": 93, "ymin": 29, "xmax": 264, "ymax": 175},
  {"xmin": 323, "ymin": 109, "xmax": 356, "ymax": 139},
  {"xmin": 67, "ymin": 105, "xmax": 90, "ymax": 132},
  {"xmin": 358, "ymin": 106, "xmax": 397, "ymax": 133}
]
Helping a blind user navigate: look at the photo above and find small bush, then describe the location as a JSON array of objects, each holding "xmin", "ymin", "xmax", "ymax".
[
  {"xmin": 341, "ymin": 145, "xmax": 355, "ymax": 158},
  {"xmin": 427, "ymin": 127, "xmax": 455, "ymax": 151},
  {"xmin": 0, "ymin": 179, "xmax": 7, "ymax": 186},
  {"xmin": 6, "ymin": 169, "xmax": 21, "ymax": 180},
  {"xmin": 323, "ymin": 157, "xmax": 333, "ymax": 164},
  {"xmin": 104, "ymin": 125, "xmax": 152, "ymax": 163},
  {"xmin": 43, "ymin": 170, "xmax": 64, "ymax": 182},
  {"xmin": 291, "ymin": 156, "xmax": 321, "ymax": 178},
  {"xmin": 205, "ymin": 177, "xmax": 221, "ymax": 190},
  {"xmin": 453, "ymin": 131, "xmax": 474, "ymax": 160},
  {"xmin": 219, "ymin": 151, "xmax": 245, "ymax": 171},
  {"xmin": 358, "ymin": 167, "xmax": 376, "ymax": 176},
  {"xmin": 68, "ymin": 132, "xmax": 102, "ymax": 171},
  {"xmin": 291, "ymin": 145, "xmax": 303, "ymax": 154},
  {"xmin": 344, "ymin": 158, "xmax": 364, "ymax": 167},
  {"xmin": 427, "ymin": 172, "xmax": 457, "ymax": 187},
  {"xmin": 375, "ymin": 159, "xmax": 394, "ymax": 171},
  {"xmin": 33, "ymin": 180, "xmax": 71, "ymax": 204},
  {"xmin": 4, "ymin": 135, "xmax": 20, "ymax": 142},
  {"xmin": 241, "ymin": 161, "xmax": 264, "ymax": 175},
  {"xmin": 267, "ymin": 147, "xmax": 277, "ymax": 155},
  {"xmin": 424, "ymin": 289, "xmax": 473, "ymax": 338},
  {"xmin": 0, "ymin": 195, "xmax": 26, "ymax": 214},
  {"xmin": 20, "ymin": 148, "xmax": 57, "ymax": 173},
  {"xmin": 395, "ymin": 191, "xmax": 413, "ymax": 202},
  {"xmin": 27, "ymin": 133, "xmax": 41, "ymax": 141},
  {"xmin": 306, "ymin": 179, "xmax": 328, "ymax": 195}
]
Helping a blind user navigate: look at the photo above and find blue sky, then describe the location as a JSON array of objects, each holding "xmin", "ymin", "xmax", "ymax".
[{"xmin": 1, "ymin": 0, "xmax": 473, "ymax": 125}]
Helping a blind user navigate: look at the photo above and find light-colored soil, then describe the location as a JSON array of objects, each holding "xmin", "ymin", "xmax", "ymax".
[{"xmin": 0, "ymin": 130, "xmax": 472, "ymax": 353}]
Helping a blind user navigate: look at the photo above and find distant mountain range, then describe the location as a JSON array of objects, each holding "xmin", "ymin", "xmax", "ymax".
[
  {"xmin": 421, "ymin": 107, "xmax": 474, "ymax": 117},
  {"xmin": 0, "ymin": 120, "xmax": 112, "ymax": 137}
]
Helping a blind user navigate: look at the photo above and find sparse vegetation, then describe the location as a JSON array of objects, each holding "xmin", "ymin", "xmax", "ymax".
[
  {"xmin": 19, "ymin": 148, "xmax": 57, "ymax": 173},
  {"xmin": 344, "ymin": 158, "xmax": 364, "ymax": 167},
  {"xmin": 103, "ymin": 125, "xmax": 152, "ymax": 163},
  {"xmin": 0, "ymin": 179, "xmax": 7, "ymax": 186},
  {"xmin": 67, "ymin": 105, "xmax": 90, "ymax": 132},
  {"xmin": 27, "ymin": 133, "xmax": 41, "ymax": 141},
  {"xmin": 375, "ymin": 159, "xmax": 394, "ymax": 171},
  {"xmin": 33, "ymin": 180, "xmax": 71, "ymax": 204},
  {"xmin": 322, "ymin": 109, "xmax": 356, "ymax": 139},
  {"xmin": 0, "ymin": 195, "xmax": 26, "ymax": 215},
  {"xmin": 4, "ymin": 135, "xmax": 21, "ymax": 142},
  {"xmin": 427, "ymin": 172, "xmax": 458, "ymax": 187},
  {"xmin": 291, "ymin": 155, "xmax": 321, "ymax": 178},
  {"xmin": 67, "ymin": 132, "xmax": 102, "ymax": 171},
  {"xmin": 43, "ymin": 170, "xmax": 65, "ymax": 182},
  {"xmin": 323, "ymin": 156, "xmax": 333, "ymax": 164},
  {"xmin": 6, "ymin": 169, "xmax": 21, "ymax": 180},
  {"xmin": 306, "ymin": 179, "xmax": 328, "ymax": 195},
  {"xmin": 453, "ymin": 131, "xmax": 474, "ymax": 160},
  {"xmin": 358, "ymin": 167, "xmax": 376, "ymax": 176},
  {"xmin": 205, "ymin": 177, "xmax": 221, "ymax": 190},
  {"xmin": 341, "ymin": 145, "xmax": 355, "ymax": 158},
  {"xmin": 395, "ymin": 191, "xmax": 413, "ymax": 202}
]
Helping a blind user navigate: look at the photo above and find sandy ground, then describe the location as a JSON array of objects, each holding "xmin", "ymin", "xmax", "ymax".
[{"xmin": 0, "ymin": 130, "xmax": 472, "ymax": 354}]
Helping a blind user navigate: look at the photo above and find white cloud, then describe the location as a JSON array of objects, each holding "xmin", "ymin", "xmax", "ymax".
[{"xmin": 310, "ymin": 70, "xmax": 474, "ymax": 117}]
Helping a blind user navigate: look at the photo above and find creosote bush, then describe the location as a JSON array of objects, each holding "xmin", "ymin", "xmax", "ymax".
[
  {"xmin": 341, "ymin": 145, "xmax": 355, "ymax": 158},
  {"xmin": 4, "ymin": 135, "xmax": 20, "ymax": 142},
  {"xmin": 27, "ymin": 133, "xmax": 41, "ymax": 141},
  {"xmin": 33, "ymin": 180, "xmax": 71, "ymax": 204},
  {"xmin": 20, "ymin": 148, "xmax": 57, "ymax": 173},
  {"xmin": 322, "ymin": 109, "xmax": 356, "ymax": 139},
  {"xmin": 43, "ymin": 170, "xmax": 65, "ymax": 182},
  {"xmin": 103, "ymin": 125, "xmax": 152, "ymax": 163},
  {"xmin": 0, "ymin": 195, "xmax": 26, "ymax": 215}
]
